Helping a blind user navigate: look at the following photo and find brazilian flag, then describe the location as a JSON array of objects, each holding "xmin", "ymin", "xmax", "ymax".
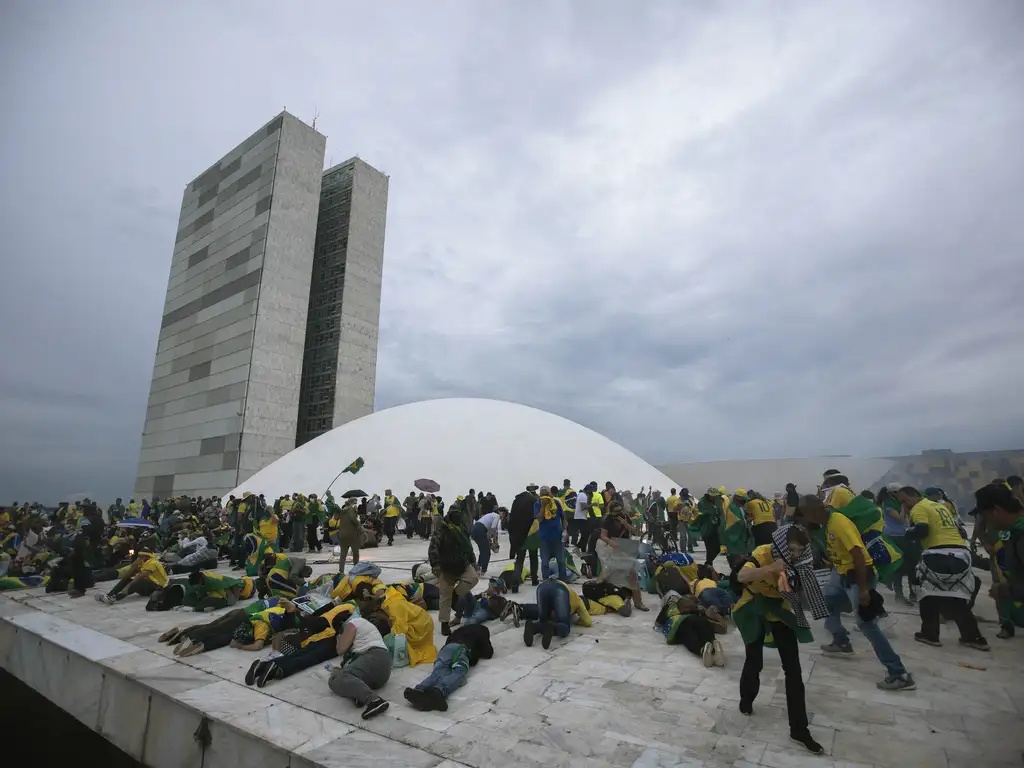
[
  {"xmin": 830, "ymin": 496, "xmax": 903, "ymax": 583},
  {"xmin": 342, "ymin": 456, "xmax": 365, "ymax": 474},
  {"xmin": 720, "ymin": 503, "xmax": 753, "ymax": 556}
]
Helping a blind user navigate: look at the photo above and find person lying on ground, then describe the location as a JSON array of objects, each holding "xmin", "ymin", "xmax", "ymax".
[{"xmin": 403, "ymin": 623, "xmax": 493, "ymax": 712}]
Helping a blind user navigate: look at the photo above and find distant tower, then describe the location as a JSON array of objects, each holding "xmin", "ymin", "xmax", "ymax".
[{"xmin": 295, "ymin": 157, "xmax": 389, "ymax": 447}]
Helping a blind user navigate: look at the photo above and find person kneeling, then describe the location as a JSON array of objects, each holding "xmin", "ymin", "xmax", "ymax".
[{"xmin": 325, "ymin": 612, "xmax": 393, "ymax": 719}]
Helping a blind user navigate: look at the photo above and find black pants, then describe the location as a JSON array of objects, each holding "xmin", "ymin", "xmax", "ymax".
[
  {"xmin": 406, "ymin": 513, "xmax": 417, "ymax": 538},
  {"xmin": 567, "ymin": 518, "xmax": 582, "ymax": 546},
  {"xmin": 666, "ymin": 518, "xmax": 679, "ymax": 548},
  {"xmin": 514, "ymin": 547, "xmax": 539, "ymax": 585},
  {"xmin": 182, "ymin": 609, "xmax": 248, "ymax": 651},
  {"xmin": 752, "ymin": 522, "xmax": 777, "ymax": 547},
  {"xmin": 107, "ymin": 576, "xmax": 158, "ymax": 601},
  {"xmin": 739, "ymin": 621, "xmax": 808, "ymax": 735},
  {"xmin": 919, "ymin": 595, "xmax": 984, "ymax": 643},
  {"xmin": 275, "ymin": 637, "xmax": 338, "ymax": 677},
  {"xmin": 670, "ymin": 614, "xmax": 717, "ymax": 656},
  {"xmin": 586, "ymin": 519, "xmax": 601, "ymax": 554},
  {"xmin": 703, "ymin": 531, "xmax": 721, "ymax": 567},
  {"xmin": 307, "ymin": 521, "xmax": 321, "ymax": 552},
  {"xmin": 383, "ymin": 516, "xmax": 397, "ymax": 544},
  {"xmin": 280, "ymin": 520, "xmax": 292, "ymax": 551}
]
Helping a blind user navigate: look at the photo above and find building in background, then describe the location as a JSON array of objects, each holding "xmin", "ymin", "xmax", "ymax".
[
  {"xmin": 134, "ymin": 112, "xmax": 388, "ymax": 500},
  {"xmin": 296, "ymin": 158, "xmax": 388, "ymax": 446}
]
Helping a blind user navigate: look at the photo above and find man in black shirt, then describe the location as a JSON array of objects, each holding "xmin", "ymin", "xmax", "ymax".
[{"xmin": 403, "ymin": 624, "xmax": 493, "ymax": 712}]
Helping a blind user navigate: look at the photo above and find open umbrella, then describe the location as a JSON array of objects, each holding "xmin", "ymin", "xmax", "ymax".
[
  {"xmin": 415, "ymin": 478, "xmax": 440, "ymax": 493},
  {"xmin": 341, "ymin": 489, "xmax": 368, "ymax": 499},
  {"xmin": 116, "ymin": 518, "xmax": 156, "ymax": 529}
]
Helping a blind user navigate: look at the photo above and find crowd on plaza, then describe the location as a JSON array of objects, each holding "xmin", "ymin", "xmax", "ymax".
[{"xmin": 2, "ymin": 471, "xmax": 1024, "ymax": 756}]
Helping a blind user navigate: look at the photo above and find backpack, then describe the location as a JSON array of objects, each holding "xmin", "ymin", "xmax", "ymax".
[{"xmin": 349, "ymin": 561, "xmax": 382, "ymax": 579}]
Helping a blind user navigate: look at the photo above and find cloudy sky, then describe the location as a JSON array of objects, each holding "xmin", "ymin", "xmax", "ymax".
[{"xmin": 1, "ymin": 2, "xmax": 1022, "ymax": 503}]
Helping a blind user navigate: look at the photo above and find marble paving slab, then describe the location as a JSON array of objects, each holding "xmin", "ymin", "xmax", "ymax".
[{"xmin": 3, "ymin": 535, "xmax": 1024, "ymax": 768}]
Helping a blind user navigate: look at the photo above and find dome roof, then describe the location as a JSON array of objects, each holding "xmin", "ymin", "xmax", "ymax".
[{"xmin": 229, "ymin": 398, "xmax": 678, "ymax": 505}]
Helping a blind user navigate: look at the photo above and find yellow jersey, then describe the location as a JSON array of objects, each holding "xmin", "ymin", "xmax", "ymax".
[
  {"xmin": 910, "ymin": 499, "xmax": 964, "ymax": 549},
  {"xmin": 745, "ymin": 499, "xmax": 775, "ymax": 526},
  {"xmin": 741, "ymin": 544, "xmax": 782, "ymax": 598},
  {"xmin": 384, "ymin": 496, "xmax": 401, "ymax": 518},
  {"xmin": 826, "ymin": 485, "xmax": 856, "ymax": 509},
  {"xmin": 692, "ymin": 578, "xmax": 717, "ymax": 597},
  {"xmin": 825, "ymin": 512, "xmax": 872, "ymax": 575},
  {"xmin": 138, "ymin": 556, "xmax": 169, "ymax": 588},
  {"xmin": 557, "ymin": 581, "xmax": 592, "ymax": 627}
]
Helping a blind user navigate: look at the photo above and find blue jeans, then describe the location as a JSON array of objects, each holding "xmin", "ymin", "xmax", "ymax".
[
  {"xmin": 456, "ymin": 593, "xmax": 495, "ymax": 626},
  {"xmin": 824, "ymin": 569, "xmax": 907, "ymax": 676},
  {"xmin": 471, "ymin": 522, "xmax": 491, "ymax": 571},
  {"xmin": 536, "ymin": 579, "xmax": 572, "ymax": 637},
  {"xmin": 539, "ymin": 537, "xmax": 568, "ymax": 581},
  {"xmin": 698, "ymin": 588, "xmax": 735, "ymax": 615},
  {"xmin": 415, "ymin": 642, "xmax": 469, "ymax": 698}
]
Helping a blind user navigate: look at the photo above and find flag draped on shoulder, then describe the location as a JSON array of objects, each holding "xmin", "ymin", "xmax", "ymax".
[{"xmin": 342, "ymin": 457, "xmax": 365, "ymax": 475}]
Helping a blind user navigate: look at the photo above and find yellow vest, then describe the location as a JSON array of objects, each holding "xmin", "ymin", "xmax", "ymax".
[{"xmin": 590, "ymin": 491, "xmax": 604, "ymax": 518}]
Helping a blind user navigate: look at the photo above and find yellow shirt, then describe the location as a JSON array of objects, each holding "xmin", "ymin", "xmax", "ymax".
[
  {"xmin": 139, "ymin": 556, "xmax": 169, "ymax": 588},
  {"xmin": 280, "ymin": 498, "xmax": 293, "ymax": 512},
  {"xmin": 826, "ymin": 485, "xmax": 856, "ymax": 509},
  {"xmin": 910, "ymin": 499, "xmax": 964, "ymax": 549},
  {"xmin": 825, "ymin": 512, "xmax": 872, "ymax": 575},
  {"xmin": 692, "ymin": 578, "xmax": 717, "ymax": 597},
  {"xmin": 384, "ymin": 496, "xmax": 401, "ymax": 518},
  {"xmin": 258, "ymin": 513, "xmax": 278, "ymax": 541},
  {"xmin": 251, "ymin": 606, "xmax": 287, "ymax": 642},
  {"xmin": 0, "ymin": 511, "xmax": 10, "ymax": 528},
  {"xmin": 741, "ymin": 544, "xmax": 782, "ymax": 598},
  {"xmin": 590, "ymin": 491, "xmax": 604, "ymax": 518},
  {"xmin": 666, "ymin": 495, "xmax": 680, "ymax": 514},
  {"xmin": 746, "ymin": 499, "xmax": 775, "ymax": 526},
  {"xmin": 557, "ymin": 581, "xmax": 592, "ymax": 627}
]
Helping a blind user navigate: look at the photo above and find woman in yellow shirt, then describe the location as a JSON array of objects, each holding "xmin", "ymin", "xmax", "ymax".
[{"xmin": 733, "ymin": 526, "xmax": 824, "ymax": 755}]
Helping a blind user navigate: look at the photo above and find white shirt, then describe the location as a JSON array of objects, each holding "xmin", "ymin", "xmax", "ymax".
[
  {"xmin": 575, "ymin": 492, "xmax": 589, "ymax": 520},
  {"xmin": 16, "ymin": 530, "xmax": 40, "ymax": 561},
  {"xmin": 478, "ymin": 512, "xmax": 501, "ymax": 532},
  {"xmin": 348, "ymin": 617, "xmax": 387, "ymax": 654}
]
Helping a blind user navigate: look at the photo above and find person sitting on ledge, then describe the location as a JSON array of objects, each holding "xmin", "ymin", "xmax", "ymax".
[{"xmin": 95, "ymin": 548, "xmax": 168, "ymax": 605}]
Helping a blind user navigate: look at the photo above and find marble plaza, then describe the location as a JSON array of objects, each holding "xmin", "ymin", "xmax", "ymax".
[{"xmin": 2, "ymin": 536, "xmax": 1023, "ymax": 768}]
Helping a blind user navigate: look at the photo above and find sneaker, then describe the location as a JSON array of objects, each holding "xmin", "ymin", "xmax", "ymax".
[
  {"xmin": 619, "ymin": 598, "xmax": 633, "ymax": 617},
  {"xmin": 440, "ymin": 622, "xmax": 451, "ymax": 637},
  {"xmin": 362, "ymin": 697, "xmax": 390, "ymax": 719},
  {"xmin": 541, "ymin": 622, "xmax": 555, "ymax": 650},
  {"xmin": 701, "ymin": 642, "xmax": 715, "ymax": 668},
  {"xmin": 738, "ymin": 700, "xmax": 753, "ymax": 716},
  {"xmin": 524, "ymin": 620, "xmax": 537, "ymax": 647},
  {"xmin": 158, "ymin": 627, "xmax": 181, "ymax": 643},
  {"xmin": 499, "ymin": 601, "xmax": 517, "ymax": 625},
  {"xmin": 244, "ymin": 659, "xmax": 264, "ymax": 686},
  {"xmin": 959, "ymin": 638, "xmax": 991, "ymax": 652},
  {"xmin": 820, "ymin": 642, "xmax": 854, "ymax": 656},
  {"xmin": 449, "ymin": 616, "xmax": 462, "ymax": 630},
  {"xmin": 713, "ymin": 639, "xmax": 725, "ymax": 668},
  {"xmin": 424, "ymin": 686, "xmax": 448, "ymax": 712},
  {"xmin": 790, "ymin": 731, "xmax": 824, "ymax": 755},
  {"xmin": 996, "ymin": 625, "xmax": 1015, "ymax": 639},
  {"xmin": 95, "ymin": 593, "xmax": 116, "ymax": 605},
  {"xmin": 404, "ymin": 687, "xmax": 431, "ymax": 711},
  {"xmin": 511, "ymin": 604, "xmax": 523, "ymax": 628},
  {"xmin": 181, "ymin": 641, "xmax": 205, "ymax": 657},
  {"xmin": 876, "ymin": 673, "xmax": 916, "ymax": 691},
  {"xmin": 255, "ymin": 661, "xmax": 279, "ymax": 688},
  {"xmin": 914, "ymin": 633, "xmax": 942, "ymax": 647},
  {"xmin": 173, "ymin": 638, "xmax": 193, "ymax": 656}
]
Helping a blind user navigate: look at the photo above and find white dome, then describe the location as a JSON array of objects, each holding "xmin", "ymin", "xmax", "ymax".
[{"xmin": 229, "ymin": 398, "xmax": 679, "ymax": 505}]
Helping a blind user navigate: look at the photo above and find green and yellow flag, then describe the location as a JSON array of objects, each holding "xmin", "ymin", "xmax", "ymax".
[{"xmin": 342, "ymin": 457, "xmax": 365, "ymax": 475}]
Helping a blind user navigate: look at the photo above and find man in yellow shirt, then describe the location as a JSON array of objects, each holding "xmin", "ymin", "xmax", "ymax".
[
  {"xmin": 799, "ymin": 496, "xmax": 915, "ymax": 692},
  {"xmin": 899, "ymin": 487, "xmax": 988, "ymax": 650},
  {"xmin": 96, "ymin": 550, "xmax": 169, "ymax": 605},
  {"xmin": 745, "ymin": 492, "xmax": 778, "ymax": 547},
  {"xmin": 383, "ymin": 489, "xmax": 401, "ymax": 546}
]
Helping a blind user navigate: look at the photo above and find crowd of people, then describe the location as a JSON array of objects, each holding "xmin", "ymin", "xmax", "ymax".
[{"xmin": 2, "ymin": 472, "xmax": 1023, "ymax": 754}]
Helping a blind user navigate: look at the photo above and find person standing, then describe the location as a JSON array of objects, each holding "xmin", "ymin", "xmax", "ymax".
[
  {"xmin": 696, "ymin": 489, "xmax": 724, "ymax": 567},
  {"xmin": 508, "ymin": 484, "xmax": 540, "ymax": 585},
  {"xmin": 878, "ymin": 485, "xmax": 914, "ymax": 604},
  {"xmin": 745, "ymin": 491, "xmax": 777, "ymax": 547},
  {"xmin": 733, "ymin": 526, "xmax": 825, "ymax": 755},
  {"xmin": 382, "ymin": 490, "xmax": 401, "ymax": 546},
  {"xmin": 289, "ymin": 494, "xmax": 306, "ymax": 553},
  {"xmin": 570, "ymin": 486, "xmax": 590, "ymax": 548},
  {"xmin": 534, "ymin": 486, "xmax": 568, "ymax": 581},
  {"xmin": 799, "ymin": 495, "xmax": 916, "ymax": 691},
  {"xmin": 428, "ymin": 507, "xmax": 479, "ymax": 635},
  {"xmin": 278, "ymin": 495, "xmax": 293, "ymax": 551},
  {"xmin": 107, "ymin": 498, "xmax": 125, "ymax": 524},
  {"xmin": 973, "ymin": 483, "xmax": 1024, "ymax": 639},
  {"xmin": 898, "ymin": 486, "xmax": 988, "ymax": 650},
  {"xmin": 404, "ymin": 492, "xmax": 419, "ymax": 539}
]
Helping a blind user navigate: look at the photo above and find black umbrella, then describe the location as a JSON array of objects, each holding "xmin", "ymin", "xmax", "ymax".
[
  {"xmin": 342, "ymin": 489, "xmax": 369, "ymax": 499},
  {"xmin": 415, "ymin": 478, "xmax": 440, "ymax": 493}
]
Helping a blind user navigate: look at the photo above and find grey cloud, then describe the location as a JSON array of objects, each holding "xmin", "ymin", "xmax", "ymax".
[{"xmin": 2, "ymin": 1, "xmax": 1022, "ymax": 504}]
